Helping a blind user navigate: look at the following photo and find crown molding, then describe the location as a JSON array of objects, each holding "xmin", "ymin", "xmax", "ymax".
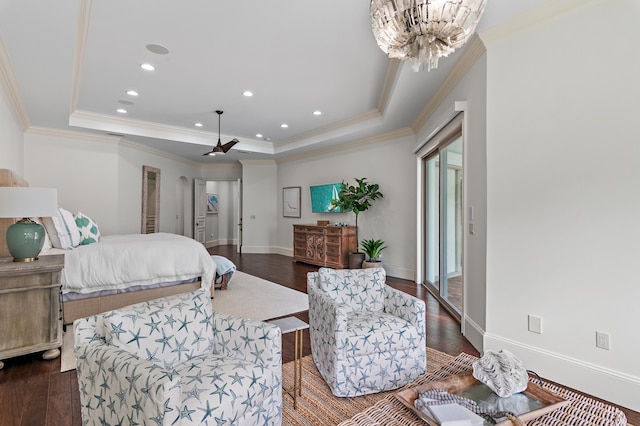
[
  {"xmin": 239, "ymin": 159, "xmax": 277, "ymax": 166},
  {"xmin": 70, "ymin": 109, "xmax": 274, "ymax": 154},
  {"xmin": 277, "ymin": 127, "xmax": 414, "ymax": 164},
  {"xmin": 118, "ymin": 138, "xmax": 200, "ymax": 167},
  {"xmin": 274, "ymin": 109, "xmax": 382, "ymax": 150},
  {"xmin": 26, "ymin": 124, "xmax": 200, "ymax": 167},
  {"xmin": 377, "ymin": 58, "xmax": 402, "ymax": 114},
  {"xmin": 478, "ymin": 0, "xmax": 602, "ymax": 46},
  {"xmin": 412, "ymin": 34, "xmax": 486, "ymax": 132},
  {"xmin": 69, "ymin": 0, "xmax": 92, "ymax": 114},
  {"xmin": 26, "ymin": 125, "xmax": 120, "ymax": 144},
  {"xmin": 0, "ymin": 35, "xmax": 30, "ymax": 130}
]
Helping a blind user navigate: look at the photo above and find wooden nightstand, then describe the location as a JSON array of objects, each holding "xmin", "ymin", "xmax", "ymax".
[{"xmin": 0, "ymin": 254, "xmax": 64, "ymax": 369}]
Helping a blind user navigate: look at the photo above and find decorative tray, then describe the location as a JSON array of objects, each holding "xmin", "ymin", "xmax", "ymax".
[{"xmin": 395, "ymin": 371, "xmax": 570, "ymax": 426}]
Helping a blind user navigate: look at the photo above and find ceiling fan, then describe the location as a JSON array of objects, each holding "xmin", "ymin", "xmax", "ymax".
[{"xmin": 203, "ymin": 110, "xmax": 239, "ymax": 156}]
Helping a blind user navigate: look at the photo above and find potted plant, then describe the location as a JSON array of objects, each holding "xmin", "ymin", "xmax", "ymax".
[
  {"xmin": 330, "ymin": 178, "xmax": 383, "ymax": 268},
  {"xmin": 360, "ymin": 238, "xmax": 387, "ymax": 269}
]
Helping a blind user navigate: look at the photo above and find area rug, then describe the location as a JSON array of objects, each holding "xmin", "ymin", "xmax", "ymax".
[
  {"xmin": 281, "ymin": 347, "xmax": 453, "ymax": 426},
  {"xmin": 61, "ymin": 271, "xmax": 309, "ymax": 372},
  {"xmin": 336, "ymin": 354, "xmax": 630, "ymax": 426},
  {"xmin": 210, "ymin": 270, "xmax": 309, "ymax": 321}
]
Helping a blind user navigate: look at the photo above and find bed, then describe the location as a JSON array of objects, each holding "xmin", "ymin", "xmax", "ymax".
[{"xmin": 0, "ymin": 169, "xmax": 216, "ymax": 325}]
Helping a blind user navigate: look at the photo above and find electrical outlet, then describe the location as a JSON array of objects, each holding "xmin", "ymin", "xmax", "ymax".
[
  {"xmin": 596, "ymin": 331, "xmax": 610, "ymax": 350},
  {"xmin": 528, "ymin": 315, "xmax": 542, "ymax": 334}
]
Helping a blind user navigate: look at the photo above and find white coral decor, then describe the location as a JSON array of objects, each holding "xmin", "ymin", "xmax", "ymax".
[{"xmin": 472, "ymin": 349, "xmax": 529, "ymax": 397}]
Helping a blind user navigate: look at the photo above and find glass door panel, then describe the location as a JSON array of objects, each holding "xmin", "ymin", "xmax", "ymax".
[
  {"xmin": 442, "ymin": 138, "xmax": 463, "ymax": 312},
  {"xmin": 422, "ymin": 136, "xmax": 463, "ymax": 316},
  {"xmin": 425, "ymin": 154, "xmax": 439, "ymax": 290}
]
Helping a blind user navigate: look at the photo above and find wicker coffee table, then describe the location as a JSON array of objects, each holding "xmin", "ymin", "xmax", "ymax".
[{"xmin": 339, "ymin": 353, "xmax": 627, "ymax": 426}]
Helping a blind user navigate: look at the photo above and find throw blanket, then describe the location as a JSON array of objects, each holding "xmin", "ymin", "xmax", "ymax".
[
  {"xmin": 45, "ymin": 233, "xmax": 215, "ymax": 294},
  {"xmin": 211, "ymin": 255, "xmax": 236, "ymax": 284}
]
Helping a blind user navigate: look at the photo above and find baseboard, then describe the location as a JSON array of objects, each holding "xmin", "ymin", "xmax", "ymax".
[
  {"xmin": 275, "ymin": 246, "xmax": 293, "ymax": 257},
  {"xmin": 462, "ymin": 315, "xmax": 484, "ymax": 353},
  {"xmin": 484, "ymin": 333, "xmax": 640, "ymax": 412},
  {"xmin": 240, "ymin": 245, "xmax": 277, "ymax": 254},
  {"xmin": 205, "ymin": 238, "xmax": 236, "ymax": 248}
]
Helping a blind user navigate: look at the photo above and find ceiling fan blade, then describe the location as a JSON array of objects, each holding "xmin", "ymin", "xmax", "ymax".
[{"xmin": 221, "ymin": 138, "xmax": 239, "ymax": 153}]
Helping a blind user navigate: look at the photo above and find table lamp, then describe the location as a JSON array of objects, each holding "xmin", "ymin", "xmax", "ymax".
[{"xmin": 0, "ymin": 187, "xmax": 58, "ymax": 262}]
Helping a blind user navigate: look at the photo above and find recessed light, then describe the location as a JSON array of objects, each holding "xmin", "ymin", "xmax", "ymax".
[
  {"xmin": 255, "ymin": 133, "xmax": 263, "ymax": 138},
  {"xmin": 126, "ymin": 90, "xmax": 139, "ymax": 96},
  {"xmin": 313, "ymin": 110, "xmax": 322, "ymax": 116},
  {"xmin": 116, "ymin": 108, "xmax": 127, "ymax": 114},
  {"xmin": 242, "ymin": 91, "xmax": 254, "ymax": 97},
  {"xmin": 281, "ymin": 123, "xmax": 288, "ymax": 128},
  {"xmin": 140, "ymin": 63, "xmax": 155, "ymax": 71},
  {"xmin": 195, "ymin": 123, "xmax": 203, "ymax": 127}
]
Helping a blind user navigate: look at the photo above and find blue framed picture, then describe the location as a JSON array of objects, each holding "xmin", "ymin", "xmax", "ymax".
[{"xmin": 206, "ymin": 193, "xmax": 219, "ymax": 214}]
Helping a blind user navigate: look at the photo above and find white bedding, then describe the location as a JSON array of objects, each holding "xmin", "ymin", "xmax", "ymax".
[{"xmin": 43, "ymin": 233, "xmax": 215, "ymax": 295}]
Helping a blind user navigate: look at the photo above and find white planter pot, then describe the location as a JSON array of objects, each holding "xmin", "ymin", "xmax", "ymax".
[{"xmin": 362, "ymin": 260, "xmax": 383, "ymax": 269}]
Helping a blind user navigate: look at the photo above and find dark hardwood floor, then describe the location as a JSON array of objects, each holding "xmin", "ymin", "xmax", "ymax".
[{"xmin": 0, "ymin": 246, "xmax": 637, "ymax": 425}]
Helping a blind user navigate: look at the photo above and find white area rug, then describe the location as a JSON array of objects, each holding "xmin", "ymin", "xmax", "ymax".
[{"xmin": 60, "ymin": 271, "xmax": 309, "ymax": 372}]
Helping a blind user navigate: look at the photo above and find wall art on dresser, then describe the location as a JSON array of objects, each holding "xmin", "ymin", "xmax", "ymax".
[{"xmin": 283, "ymin": 186, "xmax": 301, "ymax": 218}]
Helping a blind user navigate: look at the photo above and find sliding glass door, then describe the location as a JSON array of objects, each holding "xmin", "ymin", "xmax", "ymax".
[{"xmin": 423, "ymin": 136, "xmax": 463, "ymax": 315}]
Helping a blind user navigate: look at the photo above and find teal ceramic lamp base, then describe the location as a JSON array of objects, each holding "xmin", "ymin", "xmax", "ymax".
[{"xmin": 6, "ymin": 219, "xmax": 46, "ymax": 262}]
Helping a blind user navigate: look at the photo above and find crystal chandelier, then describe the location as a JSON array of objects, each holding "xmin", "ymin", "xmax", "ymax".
[{"xmin": 370, "ymin": 0, "xmax": 487, "ymax": 72}]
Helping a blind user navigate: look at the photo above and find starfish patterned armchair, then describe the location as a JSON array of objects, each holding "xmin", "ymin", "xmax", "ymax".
[
  {"xmin": 308, "ymin": 267, "xmax": 426, "ymax": 397},
  {"xmin": 73, "ymin": 288, "xmax": 282, "ymax": 425}
]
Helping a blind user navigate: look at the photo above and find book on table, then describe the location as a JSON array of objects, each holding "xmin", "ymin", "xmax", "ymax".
[{"xmin": 426, "ymin": 403, "xmax": 484, "ymax": 426}]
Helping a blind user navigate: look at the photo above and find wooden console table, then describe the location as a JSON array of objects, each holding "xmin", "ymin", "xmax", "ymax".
[
  {"xmin": 293, "ymin": 225, "xmax": 356, "ymax": 269},
  {"xmin": 0, "ymin": 254, "xmax": 64, "ymax": 369}
]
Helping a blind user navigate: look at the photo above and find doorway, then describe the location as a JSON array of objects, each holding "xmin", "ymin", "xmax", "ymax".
[
  {"xmin": 141, "ymin": 165, "xmax": 160, "ymax": 234},
  {"xmin": 419, "ymin": 116, "xmax": 464, "ymax": 320},
  {"xmin": 193, "ymin": 179, "xmax": 242, "ymax": 250}
]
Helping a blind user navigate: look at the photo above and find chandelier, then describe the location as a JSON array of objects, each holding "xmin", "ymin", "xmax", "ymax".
[{"xmin": 370, "ymin": 0, "xmax": 487, "ymax": 72}]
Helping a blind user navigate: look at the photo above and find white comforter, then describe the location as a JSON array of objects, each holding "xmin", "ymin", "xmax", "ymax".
[{"xmin": 45, "ymin": 233, "xmax": 215, "ymax": 294}]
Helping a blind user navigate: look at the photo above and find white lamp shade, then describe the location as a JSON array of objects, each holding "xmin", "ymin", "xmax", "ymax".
[{"xmin": 0, "ymin": 187, "xmax": 58, "ymax": 218}]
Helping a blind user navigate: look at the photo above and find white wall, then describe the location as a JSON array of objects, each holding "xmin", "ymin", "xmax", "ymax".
[
  {"xmin": 23, "ymin": 130, "xmax": 201, "ymax": 236},
  {"xmin": 24, "ymin": 130, "xmax": 120, "ymax": 234},
  {"xmin": 241, "ymin": 160, "xmax": 277, "ymax": 253},
  {"xmin": 484, "ymin": 0, "xmax": 640, "ymax": 410},
  {"xmin": 276, "ymin": 136, "xmax": 417, "ymax": 280},
  {"xmin": 0, "ymin": 84, "xmax": 24, "ymax": 174}
]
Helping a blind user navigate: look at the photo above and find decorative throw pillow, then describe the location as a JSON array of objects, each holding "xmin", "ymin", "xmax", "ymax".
[
  {"xmin": 74, "ymin": 212, "xmax": 101, "ymax": 245},
  {"xmin": 102, "ymin": 289, "xmax": 214, "ymax": 368},
  {"xmin": 318, "ymin": 267, "xmax": 386, "ymax": 312},
  {"xmin": 42, "ymin": 207, "xmax": 81, "ymax": 249}
]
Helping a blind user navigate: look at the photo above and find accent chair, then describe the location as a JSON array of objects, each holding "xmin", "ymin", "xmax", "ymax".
[
  {"xmin": 74, "ymin": 288, "xmax": 282, "ymax": 425},
  {"xmin": 307, "ymin": 267, "xmax": 426, "ymax": 397}
]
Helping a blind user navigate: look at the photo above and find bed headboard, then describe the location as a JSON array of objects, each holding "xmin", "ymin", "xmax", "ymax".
[{"xmin": 0, "ymin": 169, "xmax": 30, "ymax": 258}]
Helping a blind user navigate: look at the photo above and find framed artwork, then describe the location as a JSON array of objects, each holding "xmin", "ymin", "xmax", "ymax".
[
  {"xmin": 283, "ymin": 186, "xmax": 301, "ymax": 218},
  {"xmin": 206, "ymin": 193, "xmax": 219, "ymax": 214}
]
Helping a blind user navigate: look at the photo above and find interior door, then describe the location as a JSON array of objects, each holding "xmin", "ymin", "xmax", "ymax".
[
  {"xmin": 236, "ymin": 178, "xmax": 242, "ymax": 253},
  {"xmin": 193, "ymin": 178, "xmax": 206, "ymax": 243}
]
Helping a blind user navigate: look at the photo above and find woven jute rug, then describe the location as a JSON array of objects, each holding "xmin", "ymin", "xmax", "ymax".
[
  {"xmin": 281, "ymin": 347, "xmax": 453, "ymax": 426},
  {"xmin": 282, "ymin": 349, "xmax": 629, "ymax": 426}
]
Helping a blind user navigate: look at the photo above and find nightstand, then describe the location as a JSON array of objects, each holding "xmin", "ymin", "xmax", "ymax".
[{"xmin": 0, "ymin": 254, "xmax": 64, "ymax": 369}]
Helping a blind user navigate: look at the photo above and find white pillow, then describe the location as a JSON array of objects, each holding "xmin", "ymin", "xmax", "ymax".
[{"xmin": 42, "ymin": 207, "xmax": 81, "ymax": 249}]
